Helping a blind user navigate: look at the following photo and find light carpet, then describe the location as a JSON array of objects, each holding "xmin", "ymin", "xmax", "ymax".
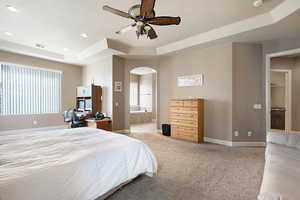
[{"xmin": 105, "ymin": 130, "xmax": 265, "ymax": 200}]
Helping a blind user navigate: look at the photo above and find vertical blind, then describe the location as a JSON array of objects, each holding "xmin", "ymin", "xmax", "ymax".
[{"xmin": 0, "ymin": 63, "xmax": 62, "ymax": 115}]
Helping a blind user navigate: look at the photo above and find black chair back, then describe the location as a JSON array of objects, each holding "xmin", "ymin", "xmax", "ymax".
[
  {"xmin": 64, "ymin": 109, "xmax": 73, "ymax": 123},
  {"xmin": 64, "ymin": 109, "xmax": 86, "ymax": 128}
]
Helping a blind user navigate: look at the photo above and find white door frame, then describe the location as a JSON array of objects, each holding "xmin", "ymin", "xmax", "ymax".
[
  {"xmin": 266, "ymin": 48, "xmax": 300, "ymax": 132},
  {"xmin": 270, "ymin": 69, "xmax": 292, "ymax": 131}
]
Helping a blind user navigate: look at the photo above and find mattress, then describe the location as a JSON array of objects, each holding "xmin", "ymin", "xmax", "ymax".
[
  {"xmin": 258, "ymin": 132, "xmax": 300, "ymax": 200},
  {"xmin": 0, "ymin": 128, "xmax": 157, "ymax": 200}
]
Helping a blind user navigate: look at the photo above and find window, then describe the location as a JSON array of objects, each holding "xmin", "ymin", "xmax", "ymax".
[
  {"xmin": 130, "ymin": 81, "xmax": 138, "ymax": 106},
  {"xmin": 0, "ymin": 63, "xmax": 62, "ymax": 115}
]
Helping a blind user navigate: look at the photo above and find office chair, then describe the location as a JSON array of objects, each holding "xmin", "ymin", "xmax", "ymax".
[{"xmin": 64, "ymin": 109, "xmax": 86, "ymax": 128}]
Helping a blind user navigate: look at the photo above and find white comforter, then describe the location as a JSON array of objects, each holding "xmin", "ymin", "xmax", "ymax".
[
  {"xmin": 0, "ymin": 128, "xmax": 157, "ymax": 200},
  {"xmin": 258, "ymin": 132, "xmax": 300, "ymax": 200}
]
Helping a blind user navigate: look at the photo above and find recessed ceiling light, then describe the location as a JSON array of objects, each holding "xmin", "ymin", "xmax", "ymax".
[
  {"xmin": 6, "ymin": 5, "xmax": 19, "ymax": 12},
  {"xmin": 4, "ymin": 32, "xmax": 13, "ymax": 36},
  {"xmin": 35, "ymin": 44, "xmax": 46, "ymax": 49},
  {"xmin": 63, "ymin": 48, "xmax": 69, "ymax": 51},
  {"xmin": 253, "ymin": 0, "xmax": 263, "ymax": 7},
  {"xmin": 80, "ymin": 33, "xmax": 88, "ymax": 38}
]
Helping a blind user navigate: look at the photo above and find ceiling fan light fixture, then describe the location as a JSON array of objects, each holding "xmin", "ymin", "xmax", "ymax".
[
  {"xmin": 35, "ymin": 44, "xmax": 46, "ymax": 49},
  {"xmin": 253, "ymin": 0, "xmax": 263, "ymax": 7},
  {"xmin": 136, "ymin": 21, "xmax": 144, "ymax": 26},
  {"xmin": 144, "ymin": 26, "xmax": 151, "ymax": 31},
  {"xmin": 6, "ymin": 5, "xmax": 19, "ymax": 12},
  {"xmin": 4, "ymin": 32, "xmax": 13, "ymax": 36},
  {"xmin": 80, "ymin": 33, "xmax": 88, "ymax": 38},
  {"xmin": 128, "ymin": 5, "xmax": 141, "ymax": 18},
  {"xmin": 103, "ymin": 0, "xmax": 181, "ymax": 40}
]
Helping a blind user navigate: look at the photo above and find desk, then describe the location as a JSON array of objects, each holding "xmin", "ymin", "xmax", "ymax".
[{"xmin": 86, "ymin": 118, "xmax": 112, "ymax": 131}]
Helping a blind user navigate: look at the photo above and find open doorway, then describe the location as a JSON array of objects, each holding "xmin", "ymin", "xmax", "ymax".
[
  {"xmin": 270, "ymin": 70, "xmax": 292, "ymax": 131},
  {"xmin": 129, "ymin": 67, "xmax": 157, "ymax": 133},
  {"xmin": 266, "ymin": 49, "xmax": 300, "ymax": 134}
]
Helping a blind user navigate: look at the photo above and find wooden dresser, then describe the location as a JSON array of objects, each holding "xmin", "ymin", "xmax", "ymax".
[{"xmin": 169, "ymin": 99, "xmax": 204, "ymax": 143}]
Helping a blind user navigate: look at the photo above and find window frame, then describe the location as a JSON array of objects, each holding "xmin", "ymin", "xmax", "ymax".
[{"xmin": 0, "ymin": 62, "xmax": 63, "ymax": 116}]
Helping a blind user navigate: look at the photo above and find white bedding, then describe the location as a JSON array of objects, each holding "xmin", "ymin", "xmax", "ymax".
[
  {"xmin": 0, "ymin": 128, "xmax": 157, "ymax": 200},
  {"xmin": 258, "ymin": 132, "xmax": 300, "ymax": 200}
]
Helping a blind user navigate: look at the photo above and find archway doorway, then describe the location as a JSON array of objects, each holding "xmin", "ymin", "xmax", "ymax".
[{"xmin": 129, "ymin": 67, "xmax": 157, "ymax": 134}]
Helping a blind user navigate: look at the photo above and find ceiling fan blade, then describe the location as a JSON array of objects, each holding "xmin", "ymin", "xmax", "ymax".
[
  {"xmin": 116, "ymin": 23, "xmax": 137, "ymax": 34},
  {"xmin": 103, "ymin": 5, "xmax": 131, "ymax": 19},
  {"xmin": 147, "ymin": 26, "xmax": 158, "ymax": 40},
  {"xmin": 148, "ymin": 16, "xmax": 181, "ymax": 26},
  {"xmin": 140, "ymin": 0, "xmax": 156, "ymax": 18}
]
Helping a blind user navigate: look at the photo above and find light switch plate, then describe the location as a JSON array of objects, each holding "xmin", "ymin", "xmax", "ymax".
[{"xmin": 253, "ymin": 104, "xmax": 262, "ymax": 110}]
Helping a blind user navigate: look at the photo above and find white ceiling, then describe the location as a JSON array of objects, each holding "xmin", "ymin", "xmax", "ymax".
[{"xmin": 0, "ymin": 0, "xmax": 298, "ymax": 64}]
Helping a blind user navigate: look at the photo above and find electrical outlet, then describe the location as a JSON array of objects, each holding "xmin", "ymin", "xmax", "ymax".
[
  {"xmin": 248, "ymin": 131, "xmax": 253, "ymax": 137},
  {"xmin": 33, "ymin": 120, "xmax": 38, "ymax": 125},
  {"xmin": 234, "ymin": 131, "xmax": 239, "ymax": 137}
]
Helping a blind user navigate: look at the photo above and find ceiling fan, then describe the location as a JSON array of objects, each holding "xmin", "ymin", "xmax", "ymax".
[{"xmin": 103, "ymin": 0, "xmax": 181, "ymax": 40}]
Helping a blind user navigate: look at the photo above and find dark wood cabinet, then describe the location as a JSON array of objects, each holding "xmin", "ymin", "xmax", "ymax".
[
  {"xmin": 86, "ymin": 119, "xmax": 112, "ymax": 131},
  {"xmin": 271, "ymin": 109, "xmax": 285, "ymax": 130},
  {"xmin": 76, "ymin": 84, "xmax": 102, "ymax": 115}
]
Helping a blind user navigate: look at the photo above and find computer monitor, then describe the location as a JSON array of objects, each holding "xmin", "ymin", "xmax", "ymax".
[
  {"xmin": 78, "ymin": 100, "xmax": 85, "ymax": 111},
  {"xmin": 85, "ymin": 99, "xmax": 92, "ymax": 111}
]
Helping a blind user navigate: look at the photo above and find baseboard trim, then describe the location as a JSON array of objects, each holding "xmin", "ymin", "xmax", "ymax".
[
  {"xmin": 231, "ymin": 142, "xmax": 266, "ymax": 147},
  {"xmin": 204, "ymin": 137, "xmax": 266, "ymax": 147},
  {"xmin": 204, "ymin": 137, "xmax": 233, "ymax": 146},
  {"xmin": 0, "ymin": 125, "xmax": 68, "ymax": 135}
]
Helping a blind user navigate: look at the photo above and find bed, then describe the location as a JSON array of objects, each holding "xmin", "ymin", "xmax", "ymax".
[
  {"xmin": 258, "ymin": 131, "xmax": 300, "ymax": 200},
  {"xmin": 0, "ymin": 127, "xmax": 157, "ymax": 200}
]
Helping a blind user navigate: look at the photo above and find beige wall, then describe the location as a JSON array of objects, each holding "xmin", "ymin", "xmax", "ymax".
[
  {"xmin": 112, "ymin": 56, "xmax": 125, "ymax": 130},
  {"xmin": 82, "ymin": 56, "xmax": 113, "ymax": 117},
  {"xmin": 0, "ymin": 50, "xmax": 82, "ymax": 131},
  {"xmin": 294, "ymin": 58, "xmax": 300, "ymax": 131},
  {"xmin": 159, "ymin": 43, "xmax": 233, "ymax": 141},
  {"xmin": 232, "ymin": 43, "xmax": 264, "ymax": 142}
]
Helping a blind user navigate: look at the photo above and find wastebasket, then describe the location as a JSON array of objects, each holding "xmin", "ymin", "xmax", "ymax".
[{"xmin": 162, "ymin": 124, "xmax": 171, "ymax": 136}]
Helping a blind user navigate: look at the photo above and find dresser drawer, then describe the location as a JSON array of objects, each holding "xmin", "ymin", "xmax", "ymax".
[
  {"xmin": 168, "ymin": 98, "xmax": 204, "ymax": 143},
  {"xmin": 183, "ymin": 100, "xmax": 198, "ymax": 108},
  {"xmin": 169, "ymin": 112, "xmax": 198, "ymax": 121},
  {"xmin": 170, "ymin": 107, "xmax": 198, "ymax": 114},
  {"xmin": 170, "ymin": 100, "xmax": 184, "ymax": 107},
  {"xmin": 172, "ymin": 125, "xmax": 198, "ymax": 134},
  {"xmin": 170, "ymin": 119, "xmax": 198, "ymax": 128}
]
